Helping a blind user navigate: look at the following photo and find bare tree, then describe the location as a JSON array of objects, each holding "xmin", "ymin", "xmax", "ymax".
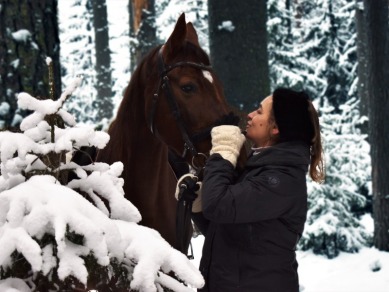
[{"xmin": 363, "ymin": 0, "xmax": 389, "ymax": 250}]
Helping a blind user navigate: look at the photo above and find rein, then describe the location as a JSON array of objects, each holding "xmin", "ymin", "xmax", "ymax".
[
  {"xmin": 148, "ymin": 45, "xmax": 240, "ymax": 257},
  {"xmin": 147, "ymin": 46, "xmax": 211, "ymax": 257}
]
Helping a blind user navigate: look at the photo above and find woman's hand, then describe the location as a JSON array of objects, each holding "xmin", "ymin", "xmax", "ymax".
[
  {"xmin": 210, "ymin": 125, "xmax": 246, "ymax": 167},
  {"xmin": 175, "ymin": 173, "xmax": 202, "ymax": 213}
]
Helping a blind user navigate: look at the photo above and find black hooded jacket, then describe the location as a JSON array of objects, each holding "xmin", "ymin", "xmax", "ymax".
[{"xmin": 193, "ymin": 141, "xmax": 310, "ymax": 292}]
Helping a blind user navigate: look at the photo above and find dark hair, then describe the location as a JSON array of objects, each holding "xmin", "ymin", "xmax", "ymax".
[{"xmin": 272, "ymin": 88, "xmax": 325, "ymax": 183}]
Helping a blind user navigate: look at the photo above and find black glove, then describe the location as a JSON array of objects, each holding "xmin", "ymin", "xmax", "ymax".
[{"xmin": 175, "ymin": 174, "xmax": 202, "ymax": 213}]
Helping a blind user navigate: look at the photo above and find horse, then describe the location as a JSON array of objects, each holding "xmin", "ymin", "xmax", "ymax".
[{"xmin": 76, "ymin": 13, "xmax": 241, "ymax": 253}]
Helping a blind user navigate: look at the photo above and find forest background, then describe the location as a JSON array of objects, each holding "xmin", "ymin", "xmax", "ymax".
[{"xmin": 0, "ymin": 0, "xmax": 388, "ymax": 291}]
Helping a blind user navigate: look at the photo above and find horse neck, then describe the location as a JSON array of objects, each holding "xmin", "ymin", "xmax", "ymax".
[
  {"xmin": 131, "ymin": 124, "xmax": 171, "ymax": 176},
  {"xmin": 112, "ymin": 106, "xmax": 172, "ymax": 179},
  {"xmin": 110, "ymin": 56, "xmax": 169, "ymax": 173}
]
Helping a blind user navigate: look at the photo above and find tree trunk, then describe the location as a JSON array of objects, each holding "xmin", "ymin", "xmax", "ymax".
[
  {"xmin": 355, "ymin": 0, "xmax": 369, "ymax": 135},
  {"xmin": 91, "ymin": 0, "xmax": 114, "ymax": 121},
  {"xmin": 208, "ymin": 0, "xmax": 270, "ymax": 112},
  {"xmin": 0, "ymin": 0, "xmax": 61, "ymax": 128},
  {"xmin": 129, "ymin": 0, "xmax": 157, "ymax": 72},
  {"xmin": 363, "ymin": 0, "xmax": 389, "ymax": 250}
]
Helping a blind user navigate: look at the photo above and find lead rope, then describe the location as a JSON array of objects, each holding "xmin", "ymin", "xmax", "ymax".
[{"xmin": 176, "ymin": 167, "xmax": 202, "ymax": 259}]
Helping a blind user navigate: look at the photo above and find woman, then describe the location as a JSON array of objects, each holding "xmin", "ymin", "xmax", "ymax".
[{"xmin": 191, "ymin": 88, "xmax": 325, "ymax": 291}]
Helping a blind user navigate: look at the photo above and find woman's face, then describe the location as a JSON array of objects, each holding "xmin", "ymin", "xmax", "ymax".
[{"xmin": 245, "ymin": 95, "xmax": 279, "ymax": 147}]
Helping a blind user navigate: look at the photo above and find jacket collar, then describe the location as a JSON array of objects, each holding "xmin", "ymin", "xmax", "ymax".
[{"xmin": 246, "ymin": 141, "xmax": 310, "ymax": 169}]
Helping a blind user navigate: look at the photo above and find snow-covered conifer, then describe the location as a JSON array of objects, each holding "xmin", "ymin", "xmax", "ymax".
[
  {"xmin": 0, "ymin": 59, "xmax": 204, "ymax": 291},
  {"xmin": 299, "ymin": 98, "xmax": 372, "ymax": 258}
]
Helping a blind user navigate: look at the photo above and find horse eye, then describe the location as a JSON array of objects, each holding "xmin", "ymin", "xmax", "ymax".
[{"xmin": 180, "ymin": 84, "xmax": 196, "ymax": 93}]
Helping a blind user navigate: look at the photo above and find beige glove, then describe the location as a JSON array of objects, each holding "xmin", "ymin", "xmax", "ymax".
[
  {"xmin": 210, "ymin": 125, "xmax": 246, "ymax": 167},
  {"xmin": 175, "ymin": 174, "xmax": 202, "ymax": 213},
  {"xmin": 191, "ymin": 182, "xmax": 202, "ymax": 213}
]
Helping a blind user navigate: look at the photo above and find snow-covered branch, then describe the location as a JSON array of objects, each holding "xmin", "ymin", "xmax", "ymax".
[{"xmin": 0, "ymin": 76, "xmax": 204, "ymax": 291}]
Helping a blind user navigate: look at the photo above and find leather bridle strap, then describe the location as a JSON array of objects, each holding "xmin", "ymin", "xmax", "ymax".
[{"xmin": 148, "ymin": 46, "xmax": 212, "ymax": 158}]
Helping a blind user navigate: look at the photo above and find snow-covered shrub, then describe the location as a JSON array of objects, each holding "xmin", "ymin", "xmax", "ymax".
[
  {"xmin": 0, "ymin": 60, "xmax": 204, "ymax": 291},
  {"xmin": 299, "ymin": 99, "xmax": 372, "ymax": 258}
]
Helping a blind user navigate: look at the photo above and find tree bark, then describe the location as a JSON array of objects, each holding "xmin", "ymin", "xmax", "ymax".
[
  {"xmin": 363, "ymin": 0, "xmax": 389, "ymax": 250},
  {"xmin": 355, "ymin": 0, "xmax": 369, "ymax": 134},
  {"xmin": 129, "ymin": 0, "xmax": 157, "ymax": 72},
  {"xmin": 90, "ymin": 0, "xmax": 114, "ymax": 121},
  {"xmin": 208, "ymin": 0, "xmax": 270, "ymax": 112},
  {"xmin": 0, "ymin": 0, "xmax": 61, "ymax": 128}
]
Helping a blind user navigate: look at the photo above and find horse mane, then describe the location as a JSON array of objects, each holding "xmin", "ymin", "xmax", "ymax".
[{"xmin": 96, "ymin": 46, "xmax": 162, "ymax": 167}]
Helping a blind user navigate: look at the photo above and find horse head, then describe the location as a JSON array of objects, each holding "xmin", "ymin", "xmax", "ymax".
[
  {"xmin": 142, "ymin": 13, "xmax": 236, "ymax": 169},
  {"xmin": 94, "ymin": 13, "xmax": 242, "ymax": 251}
]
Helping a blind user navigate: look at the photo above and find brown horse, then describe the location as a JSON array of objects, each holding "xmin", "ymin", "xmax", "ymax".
[{"xmin": 93, "ymin": 14, "xmax": 237, "ymax": 251}]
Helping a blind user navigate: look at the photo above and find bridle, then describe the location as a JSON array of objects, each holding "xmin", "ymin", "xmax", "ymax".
[
  {"xmin": 147, "ymin": 45, "xmax": 240, "ymax": 257},
  {"xmin": 148, "ymin": 46, "xmax": 214, "ymax": 169}
]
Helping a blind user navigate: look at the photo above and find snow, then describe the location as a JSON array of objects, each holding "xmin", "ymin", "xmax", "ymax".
[
  {"xmin": 11, "ymin": 29, "xmax": 38, "ymax": 50},
  {"xmin": 66, "ymin": 162, "xmax": 141, "ymax": 221},
  {"xmin": 217, "ymin": 20, "xmax": 235, "ymax": 32},
  {"xmin": 0, "ymin": 67, "xmax": 204, "ymax": 290},
  {"xmin": 0, "ymin": 175, "xmax": 203, "ymax": 290},
  {"xmin": 11, "ymin": 29, "xmax": 31, "ymax": 43},
  {"xmin": 297, "ymin": 248, "xmax": 389, "ymax": 292},
  {"xmin": 0, "ymin": 278, "xmax": 31, "ymax": 292},
  {"xmin": 116, "ymin": 221, "xmax": 204, "ymax": 291},
  {"xmin": 10, "ymin": 59, "xmax": 19, "ymax": 69},
  {"xmin": 0, "ymin": 102, "xmax": 10, "ymax": 116},
  {"xmin": 191, "ymin": 235, "xmax": 389, "ymax": 292},
  {"xmin": 1, "ymin": 0, "xmax": 387, "ymax": 291},
  {"xmin": 17, "ymin": 77, "xmax": 83, "ymax": 130}
]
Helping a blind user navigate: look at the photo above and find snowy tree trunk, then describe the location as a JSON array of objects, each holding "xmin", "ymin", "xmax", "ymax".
[
  {"xmin": 90, "ymin": 0, "xmax": 114, "ymax": 121},
  {"xmin": 208, "ymin": 0, "xmax": 270, "ymax": 112},
  {"xmin": 363, "ymin": 0, "xmax": 389, "ymax": 251},
  {"xmin": 355, "ymin": 0, "xmax": 369, "ymax": 135},
  {"xmin": 0, "ymin": 0, "xmax": 61, "ymax": 128},
  {"xmin": 129, "ymin": 0, "xmax": 157, "ymax": 72}
]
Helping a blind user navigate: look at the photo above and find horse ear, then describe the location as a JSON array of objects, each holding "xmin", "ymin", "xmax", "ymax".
[
  {"xmin": 186, "ymin": 22, "xmax": 200, "ymax": 47},
  {"xmin": 164, "ymin": 13, "xmax": 187, "ymax": 59}
]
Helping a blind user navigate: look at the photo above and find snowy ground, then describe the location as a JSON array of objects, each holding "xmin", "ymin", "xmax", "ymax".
[
  {"xmin": 190, "ymin": 215, "xmax": 389, "ymax": 292},
  {"xmin": 191, "ymin": 234, "xmax": 389, "ymax": 292}
]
